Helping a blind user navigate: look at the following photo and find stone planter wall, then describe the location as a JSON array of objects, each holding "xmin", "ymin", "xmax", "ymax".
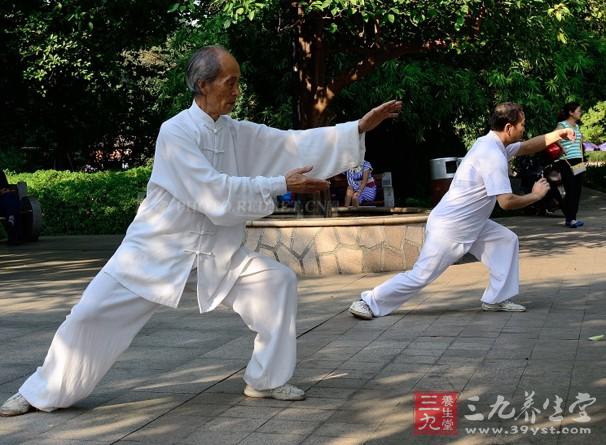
[{"xmin": 244, "ymin": 214, "xmax": 427, "ymax": 277}]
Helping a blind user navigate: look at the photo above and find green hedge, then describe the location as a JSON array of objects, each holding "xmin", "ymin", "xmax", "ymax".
[
  {"xmin": 5, "ymin": 168, "xmax": 151, "ymax": 235},
  {"xmin": 585, "ymin": 163, "xmax": 606, "ymax": 193},
  {"xmin": 587, "ymin": 151, "xmax": 606, "ymax": 163},
  {"xmin": 3, "ymin": 164, "xmax": 604, "ymax": 236}
]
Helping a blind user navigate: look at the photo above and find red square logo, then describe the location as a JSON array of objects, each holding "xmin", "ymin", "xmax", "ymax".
[{"xmin": 414, "ymin": 392, "xmax": 458, "ymax": 435}]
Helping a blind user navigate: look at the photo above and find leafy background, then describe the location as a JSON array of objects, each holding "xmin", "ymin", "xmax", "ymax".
[{"xmin": 1, "ymin": 1, "xmax": 605, "ymax": 235}]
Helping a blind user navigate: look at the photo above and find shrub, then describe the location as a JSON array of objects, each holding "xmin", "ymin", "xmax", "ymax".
[
  {"xmin": 5, "ymin": 167, "xmax": 151, "ymax": 235},
  {"xmin": 0, "ymin": 149, "xmax": 27, "ymax": 172},
  {"xmin": 587, "ymin": 151, "xmax": 606, "ymax": 163},
  {"xmin": 585, "ymin": 164, "xmax": 606, "ymax": 193},
  {"xmin": 581, "ymin": 101, "xmax": 606, "ymax": 144}
]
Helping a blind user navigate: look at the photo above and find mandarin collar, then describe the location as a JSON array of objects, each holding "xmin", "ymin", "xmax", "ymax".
[{"xmin": 188, "ymin": 100, "xmax": 227, "ymax": 130}]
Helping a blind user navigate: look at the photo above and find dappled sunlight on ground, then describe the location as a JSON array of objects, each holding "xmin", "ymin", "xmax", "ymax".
[{"xmin": 0, "ymin": 187, "xmax": 604, "ymax": 444}]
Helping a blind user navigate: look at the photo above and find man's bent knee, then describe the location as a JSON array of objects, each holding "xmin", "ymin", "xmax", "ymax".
[{"xmin": 270, "ymin": 264, "xmax": 297, "ymax": 289}]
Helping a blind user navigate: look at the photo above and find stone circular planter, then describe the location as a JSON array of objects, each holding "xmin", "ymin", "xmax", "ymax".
[{"xmin": 245, "ymin": 208, "xmax": 429, "ymax": 276}]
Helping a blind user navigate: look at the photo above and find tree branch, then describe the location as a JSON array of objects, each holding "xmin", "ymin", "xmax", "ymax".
[{"xmin": 327, "ymin": 39, "xmax": 447, "ymax": 98}]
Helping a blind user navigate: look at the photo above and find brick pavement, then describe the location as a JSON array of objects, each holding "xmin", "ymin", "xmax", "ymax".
[{"xmin": 0, "ymin": 189, "xmax": 604, "ymax": 444}]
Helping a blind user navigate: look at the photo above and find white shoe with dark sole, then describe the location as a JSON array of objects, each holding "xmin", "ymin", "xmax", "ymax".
[
  {"xmin": 244, "ymin": 383, "xmax": 305, "ymax": 401},
  {"xmin": 0, "ymin": 393, "xmax": 35, "ymax": 417},
  {"xmin": 482, "ymin": 299, "xmax": 526, "ymax": 312},
  {"xmin": 349, "ymin": 300, "xmax": 373, "ymax": 320}
]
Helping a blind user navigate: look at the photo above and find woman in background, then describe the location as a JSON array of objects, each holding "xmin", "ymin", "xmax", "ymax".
[
  {"xmin": 556, "ymin": 102, "xmax": 585, "ymax": 228},
  {"xmin": 345, "ymin": 160, "xmax": 376, "ymax": 207}
]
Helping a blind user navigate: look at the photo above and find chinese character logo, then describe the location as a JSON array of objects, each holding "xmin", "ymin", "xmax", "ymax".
[{"xmin": 414, "ymin": 392, "xmax": 458, "ymax": 435}]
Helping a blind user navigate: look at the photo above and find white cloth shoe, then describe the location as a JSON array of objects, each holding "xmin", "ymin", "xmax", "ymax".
[
  {"xmin": 244, "ymin": 383, "xmax": 305, "ymax": 401},
  {"xmin": 0, "ymin": 393, "xmax": 34, "ymax": 417},
  {"xmin": 349, "ymin": 299, "xmax": 373, "ymax": 319},
  {"xmin": 482, "ymin": 299, "xmax": 526, "ymax": 312}
]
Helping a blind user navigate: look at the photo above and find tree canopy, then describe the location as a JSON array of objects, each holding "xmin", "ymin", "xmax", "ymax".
[
  {"xmin": 1, "ymin": 0, "xmax": 605, "ymax": 191},
  {"xmin": 1, "ymin": 0, "xmax": 179, "ymax": 169}
]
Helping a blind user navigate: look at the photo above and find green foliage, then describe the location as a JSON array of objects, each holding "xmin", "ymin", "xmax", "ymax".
[
  {"xmin": 142, "ymin": 16, "xmax": 232, "ymax": 120},
  {"xmin": 0, "ymin": 150, "xmax": 27, "ymax": 172},
  {"xmin": 581, "ymin": 101, "xmax": 606, "ymax": 143},
  {"xmin": 219, "ymin": 0, "xmax": 495, "ymax": 40},
  {"xmin": 5, "ymin": 168, "xmax": 151, "ymax": 235},
  {"xmin": 587, "ymin": 151, "xmax": 606, "ymax": 163},
  {"xmin": 1, "ymin": 0, "xmax": 179, "ymax": 170},
  {"xmin": 585, "ymin": 163, "xmax": 606, "ymax": 192},
  {"xmin": 337, "ymin": 59, "xmax": 489, "ymax": 143},
  {"xmin": 161, "ymin": 3, "xmax": 294, "ymax": 127},
  {"xmin": 3, "ymin": 0, "xmax": 606, "ymax": 207},
  {"xmin": 205, "ymin": 0, "xmax": 606, "ymax": 131}
]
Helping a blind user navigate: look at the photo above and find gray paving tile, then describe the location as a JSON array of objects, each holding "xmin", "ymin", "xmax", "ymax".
[
  {"xmin": 220, "ymin": 405, "xmax": 282, "ymax": 420},
  {"xmin": 300, "ymin": 436, "xmax": 367, "ymax": 445},
  {"xmin": 42, "ymin": 392, "xmax": 190, "ymax": 442},
  {"xmin": 1, "ymin": 189, "xmax": 605, "ymax": 444},
  {"xmin": 272, "ymin": 407, "xmax": 335, "ymax": 422},
  {"xmin": 179, "ymin": 430, "xmax": 250, "ymax": 444},
  {"xmin": 118, "ymin": 413, "xmax": 209, "ymax": 443},
  {"xmin": 294, "ymin": 397, "xmax": 347, "ymax": 410},
  {"xmin": 313, "ymin": 421, "xmax": 377, "ymax": 438},
  {"xmin": 201, "ymin": 415, "xmax": 268, "ymax": 432},
  {"xmin": 238, "ymin": 432, "xmax": 308, "ymax": 445},
  {"xmin": 133, "ymin": 358, "xmax": 246, "ymax": 394},
  {"xmin": 18, "ymin": 439, "xmax": 108, "ymax": 445},
  {"xmin": 258, "ymin": 418, "xmax": 321, "ymax": 435}
]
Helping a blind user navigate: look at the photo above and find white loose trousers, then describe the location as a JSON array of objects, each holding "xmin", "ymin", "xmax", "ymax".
[
  {"xmin": 19, "ymin": 252, "xmax": 298, "ymax": 412},
  {"xmin": 363, "ymin": 220, "xmax": 519, "ymax": 317}
]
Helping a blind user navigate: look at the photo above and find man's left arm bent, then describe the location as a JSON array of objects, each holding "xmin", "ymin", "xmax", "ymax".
[{"xmin": 496, "ymin": 178, "xmax": 551, "ymax": 210}]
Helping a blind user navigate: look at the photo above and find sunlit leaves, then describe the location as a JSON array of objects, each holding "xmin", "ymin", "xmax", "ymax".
[
  {"xmin": 547, "ymin": 2, "xmax": 571, "ymax": 21},
  {"xmin": 581, "ymin": 101, "xmax": 606, "ymax": 143}
]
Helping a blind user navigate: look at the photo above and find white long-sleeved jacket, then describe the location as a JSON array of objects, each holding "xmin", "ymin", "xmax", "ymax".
[{"xmin": 104, "ymin": 102, "xmax": 366, "ymax": 312}]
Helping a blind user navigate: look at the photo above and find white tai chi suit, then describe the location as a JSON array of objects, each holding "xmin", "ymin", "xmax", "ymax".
[
  {"xmin": 363, "ymin": 131, "xmax": 521, "ymax": 316},
  {"xmin": 19, "ymin": 102, "xmax": 366, "ymax": 411}
]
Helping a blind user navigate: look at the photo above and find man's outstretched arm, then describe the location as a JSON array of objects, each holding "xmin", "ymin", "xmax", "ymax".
[{"xmin": 516, "ymin": 128, "xmax": 575, "ymax": 156}]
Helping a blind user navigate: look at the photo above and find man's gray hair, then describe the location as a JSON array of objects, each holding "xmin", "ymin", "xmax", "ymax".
[{"xmin": 185, "ymin": 45, "xmax": 228, "ymax": 95}]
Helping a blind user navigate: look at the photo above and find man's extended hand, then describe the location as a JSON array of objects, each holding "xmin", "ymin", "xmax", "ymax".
[
  {"xmin": 285, "ymin": 166, "xmax": 330, "ymax": 193},
  {"xmin": 358, "ymin": 100, "xmax": 403, "ymax": 133},
  {"xmin": 555, "ymin": 127, "xmax": 575, "ymax": 142}
]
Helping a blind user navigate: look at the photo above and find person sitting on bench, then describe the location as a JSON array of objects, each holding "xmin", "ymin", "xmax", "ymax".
[{"xmin": 344, "ymin": 160, "xmax": 376, "ymax": 207}]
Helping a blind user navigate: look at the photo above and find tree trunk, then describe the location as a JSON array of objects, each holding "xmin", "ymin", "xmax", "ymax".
[
  {"xmin": 291, "ymin": 4, "xmax": 332, "ymax": 129},
  {"xmin": 290, "ymin": 5, "xmax": 444, "ymax": 129}
]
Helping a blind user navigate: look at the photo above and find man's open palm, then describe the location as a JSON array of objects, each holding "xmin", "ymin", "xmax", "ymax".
[
  {"xmin": 285, "ymin": 166, "xmax": 330, "ymax": 193},
  {"xmin": 358, "ymin": 100, "xmax": 403, "ymax": 133}
]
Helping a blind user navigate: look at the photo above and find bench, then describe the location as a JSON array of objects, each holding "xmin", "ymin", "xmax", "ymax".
[
  {"xmin": 328, "ymin": 171, "xmax": 395, "ymax": 207},
  {"xmin": 272, "ymin": 171, "xmax": 395, "ymax": 217},
  {"xmin": 0, "ymin": 181, "xmax": 42, "ymax": 243}
]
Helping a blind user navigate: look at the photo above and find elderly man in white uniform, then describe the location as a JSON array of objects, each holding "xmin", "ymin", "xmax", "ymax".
[
  {"xmin": 0, "ymin": 45, "xmax": 402, "ymax": 416},
  {"xmin": 350, "ymin": 102, "xmax": 575, "ymax": 320}
]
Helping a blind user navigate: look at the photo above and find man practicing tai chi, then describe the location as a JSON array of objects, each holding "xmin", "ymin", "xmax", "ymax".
[
  {"xmin": 0, "ymin": 45, "xmax": 402, "ymax": 416},
  {"xmin": 349, "ymin": 102, "xmax": 575, "ymax": 320}
]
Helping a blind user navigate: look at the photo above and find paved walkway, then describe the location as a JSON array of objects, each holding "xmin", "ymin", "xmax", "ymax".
[{"xmin": 1, "ymin": 189, "xmax": 605, "ymax": 445}]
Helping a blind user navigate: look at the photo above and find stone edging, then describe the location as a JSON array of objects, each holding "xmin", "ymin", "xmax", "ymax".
[{"xmin": 245, "ymin": 213, "xmax": 428, "ymax": 276}]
